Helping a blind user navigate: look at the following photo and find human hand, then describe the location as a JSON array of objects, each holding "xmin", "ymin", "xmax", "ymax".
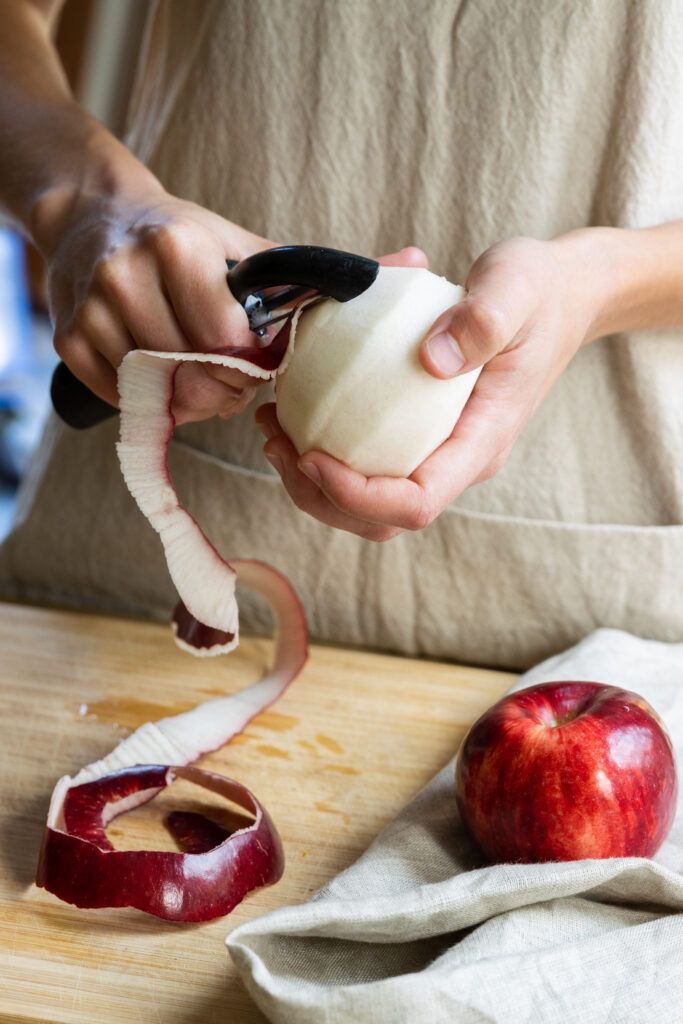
[
  {"xmin": 255, "ymin": 235, "xmax": 597, "ymax": 540},
  {"xmin": 44, "ymin": 179, "xmax": 277, "ymax": 425}
]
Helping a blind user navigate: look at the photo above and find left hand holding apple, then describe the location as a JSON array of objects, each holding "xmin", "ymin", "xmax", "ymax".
[
  {"xmin": 255, "ymin": 234, "xmax": 597, "ymax": 540},
  {"xmin": 257, "ymin": 223, "xmax": 683, "ymax": 539}
]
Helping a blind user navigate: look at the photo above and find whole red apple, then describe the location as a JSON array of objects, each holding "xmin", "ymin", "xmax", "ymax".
[{"xmin": 455, "ymin": 681, "xmax": 678, "ymax": 863}]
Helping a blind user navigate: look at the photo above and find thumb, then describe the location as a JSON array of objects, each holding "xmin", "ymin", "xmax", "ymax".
[{"xmin": 419, "ymin": 256, "xmax": 527, "ymax": 379}]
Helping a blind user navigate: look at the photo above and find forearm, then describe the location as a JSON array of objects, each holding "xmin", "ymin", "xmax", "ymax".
[
  {"xmin": 0, "ymin": 0, "xmax": 161, "ymax": 256},
  {"xmin": 555, "ymin": 222, "xmax": 683, "ymax": 342}
]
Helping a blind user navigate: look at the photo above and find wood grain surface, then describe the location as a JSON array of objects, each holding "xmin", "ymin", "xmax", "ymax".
[{"xmin": 0, "ymin": 602, "xmax": 516, "ymax": 1023}]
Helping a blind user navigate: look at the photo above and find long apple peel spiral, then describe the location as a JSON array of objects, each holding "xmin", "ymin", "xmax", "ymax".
[{"xmin": 38, "ymin": 265, "xmax": 477, "ymax": 919}]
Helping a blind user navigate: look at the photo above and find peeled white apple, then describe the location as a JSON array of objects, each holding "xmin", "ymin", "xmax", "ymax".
[{"xmin": 275, "ymin": 266, "xmax": 481, "ymax": 478}]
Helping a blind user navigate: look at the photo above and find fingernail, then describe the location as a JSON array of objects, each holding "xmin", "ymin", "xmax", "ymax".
[
  {"xmin": 425, "ymin": 331, "xmax": 465, "ymax": 376},
  {"xmin": 299, "ymin": 461, "xmax": 322, "ymax": 487},
  {"xmin": 265, "ymin": 452, "xmax": 284, "ymax": 476}
]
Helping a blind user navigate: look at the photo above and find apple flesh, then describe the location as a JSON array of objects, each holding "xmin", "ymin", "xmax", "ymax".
[
  {"xmin": 275, "ymin": 266, "xmax": 481, "ymax": 478},
  {"xmin": 455, "ymin": 681, "xmax": 678, "ymax": 863}
]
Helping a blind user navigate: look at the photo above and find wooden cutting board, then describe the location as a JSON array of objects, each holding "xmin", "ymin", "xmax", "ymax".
[{"xmin": 0, "ymin": 601, "xmax": 516, "ymax": 1023}]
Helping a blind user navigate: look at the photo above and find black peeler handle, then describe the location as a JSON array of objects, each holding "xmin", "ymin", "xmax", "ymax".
[
  {"xmin": 50, "ymin": 245, "xmax": 379, "ymax": 430},
  {"xmin": 226, "ymin": 245, "xmax": 378, "ymax": 305},
  {"xmin": 50, "ymin": 361, "xmax": 120, "ymax": 430}
]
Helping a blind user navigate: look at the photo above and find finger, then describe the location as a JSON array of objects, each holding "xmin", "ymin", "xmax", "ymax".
[
  {"xmin": 172, "ymin": 365, "xmax": 257, "ymax": 425},
  {"xmin": 152, "ymin": 222, "xmax": 253, "ymax": 354},
  {"xmin": 98, "ymin": 245, "xmax": 259, "ymax": 423},
  {"xmin": 207, "ymin": 217, "xmax": 273, "ymax": 263},
  {"xmin": 253, "ymin": 402, "xmax": 281, "ymax": 439},
  {"xmin": 255, "ymin": 402, "xmax": 436, "ymax": 533},
  {"xmin": 95, "ymin": 244, "xmax": 263, "ymax": 401},
  {"xmin": 419, "ymin": 252, "xmax": 533, "ymax": 379},
  {"xmin": 53, "ymin": 329, "xmax": 120, "ymax": 407},
  {"xmin": 94, "ymin": 246, "xmax": 189, "ymax": 351},
  {"xmin": 255, "ymin": 405, "xmax": 402, "ymax": 541},
  {"xmin": 157, "ymin": 232, "xmax": 277, "ymax": 394},
  {"xmin": 69, "ymin": 292, "xmax": 134, "ymax": 370},
  {"xmin": 56, "ymin": 293, "xmax": 133, "ymax": 406},
  {"xmin": 410, "ymin": 354, "xmax": 533, "ymax": 501},
  {"xmin": 266, "ymin": 442, "xmax": 403, "ymax": 541},
  {"xmin": 377, "ymin": 246, "xmax": 429, "ymax": 269},
  {"xmin": 295, "ymin": 450, "xmax": 434, "ymax": 532},
  {"xmin": 288, "ymin": 352, "xmax": 534, "ymax": 531}
]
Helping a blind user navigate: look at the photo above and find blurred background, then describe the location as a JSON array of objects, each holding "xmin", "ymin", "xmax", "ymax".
[{"xmin": 0, "ymin": 0, "xmax": 148, "ymax": 538}]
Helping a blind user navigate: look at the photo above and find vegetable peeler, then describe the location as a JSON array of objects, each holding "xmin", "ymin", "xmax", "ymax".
[{"xmin": 50, "ymin": 245, "xmax": 379, "ymax": 429}]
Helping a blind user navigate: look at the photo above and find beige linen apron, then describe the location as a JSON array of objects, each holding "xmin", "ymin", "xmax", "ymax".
[{"xmin": 2, "ymin": 0, "xmax": 682, "ymax": 669}]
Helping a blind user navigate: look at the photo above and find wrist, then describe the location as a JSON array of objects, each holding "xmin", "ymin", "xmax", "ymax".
[
  {"xmin": 552, "ymin": 223, "xmax": 683, "ymax": 344},
  {"xmin": 550, "ymin": 227, "xmax": 624, "ymax": 345},
  {"xmin": 29, "ymin": 111, "xmax": 165, "ymax": 258}
]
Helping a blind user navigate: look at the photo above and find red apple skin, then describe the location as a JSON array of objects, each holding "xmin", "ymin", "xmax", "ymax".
[{"xmin": 454, "ymin": 681, "xmax": 678, "ymax": 864}]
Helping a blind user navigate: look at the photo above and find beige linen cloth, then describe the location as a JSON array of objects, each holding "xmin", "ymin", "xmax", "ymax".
[
  {"xmin": 226, "ymin": 629, "xmax": 683, "ymax": 1023},
  {"xmin": 1, "ymin": 0, "xmax": 682, "ymax": 669}
]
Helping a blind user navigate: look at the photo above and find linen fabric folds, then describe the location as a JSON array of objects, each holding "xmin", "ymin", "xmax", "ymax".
[{"xmin": 227, "ymin": 630, "xmax": 683, "ymax": 1024}]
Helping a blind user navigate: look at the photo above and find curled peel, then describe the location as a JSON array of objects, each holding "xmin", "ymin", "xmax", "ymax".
[
  {"xmin": 38, "ymin": 325, "xmax": 308, "ymax": 920},
  {"xmin": 38, "ymin": 765, "xmax": 284, "ymax": 921},
  {"xmin": 116, "ymin": 338, "xmax": 288, "ymax": 653}
]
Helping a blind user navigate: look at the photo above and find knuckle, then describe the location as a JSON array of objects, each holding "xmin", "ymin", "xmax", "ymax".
[
  {"xmin": 173, "ymin": 365, "xmax": 222, "ymax": 413},
  {"xmin": 465, "ymin": 299, "xmax": 508, "ymax": 356},
  {"xmin": 371, "ymin": 526, "xmax": 403, "ymax": 542},
  {"xmin": 232, "ymin": 387, "xmax": 257, "ymax": 414},
  {"xmin": 74, "ymin": 297, "xmax": 106, "ymax": 338},
  {"xmin": 480, "ymin": 449, "xmax": 510, "ymax": 481},
  {"xmin": 405, "ymin": 500, "xmax": 437, "ymax": 532},
  {"xmin": 153, "ymin": 220, "xmax": 199, "ymax": 263},
  {"xmin": 53, "ymin": 327, "xmax": 83, "ymax": 361},
  {"xmin": 93, "ymin": 251, "xmax": 131, "ymax": 300}
]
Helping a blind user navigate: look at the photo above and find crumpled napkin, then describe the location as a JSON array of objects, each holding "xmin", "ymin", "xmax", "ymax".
[{"xmin": 227, "ymin": 629, "xmax": 683, "ymax": 1023}]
